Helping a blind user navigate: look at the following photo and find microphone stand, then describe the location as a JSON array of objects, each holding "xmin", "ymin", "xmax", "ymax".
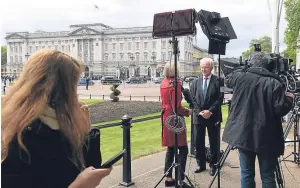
[{"xmin": 153, "ymin": 33, "xmax": 194, "ymax": 188}]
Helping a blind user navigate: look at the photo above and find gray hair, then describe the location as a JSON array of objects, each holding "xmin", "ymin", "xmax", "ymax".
[
  {"xmin": 200, "ymin": 57, "xmax": 214, "ymax": 68},
  {"xmin": 248, "ymin": 52, "xmax": 272, "ymax": 69},
  {"xmin": 163, "ymin": 61, "xmax": 179, "ymax": 77}
]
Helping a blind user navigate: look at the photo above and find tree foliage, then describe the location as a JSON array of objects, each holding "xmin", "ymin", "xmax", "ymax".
[
  {"xmin": 1, "ymin": 45, "xmax": 7, "ymax": 67},
  {"xmin": 284, "ymin": 0, "xmax": 300, "ymax": 62},
  {"xmin": 241, "ymin": 36, "xmax": 272, "ymax": 60}
]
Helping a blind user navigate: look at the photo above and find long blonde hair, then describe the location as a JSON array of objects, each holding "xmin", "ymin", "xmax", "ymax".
[{"xmin": 1, "ymin": 49, "xmax": 90, "ymax": 169}]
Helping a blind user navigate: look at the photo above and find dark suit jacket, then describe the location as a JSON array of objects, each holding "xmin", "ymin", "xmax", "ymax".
[{"xmin": 189, "ymin": 74, "xmax": 224, "ymax": 125}]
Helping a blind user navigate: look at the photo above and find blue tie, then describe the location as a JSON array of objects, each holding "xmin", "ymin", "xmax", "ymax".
[{"xmin": 203, "ymin": 77, "xmax": 208, "ymax": 100}]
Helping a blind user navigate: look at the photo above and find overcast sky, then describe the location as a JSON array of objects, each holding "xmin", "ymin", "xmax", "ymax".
[{"xmin": 0, "ymin": 0, "xmax": 287, "ymax": 57}]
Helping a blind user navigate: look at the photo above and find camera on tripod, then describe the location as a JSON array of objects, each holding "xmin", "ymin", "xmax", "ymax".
[
  {"xmin": 221, "ymin": 43, "xmax": 300, "ymax": 93},
  {"xmin": 152, "ymin": 8, "xmax": 237, "ymax": 188}
]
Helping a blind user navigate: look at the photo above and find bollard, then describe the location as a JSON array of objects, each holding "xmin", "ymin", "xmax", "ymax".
[
  {"xmin": 144, "ymin": 96, "xmax": 146, "ymax": 101},
  {"xmin": 103, "ymin": 95, "xmax": 105, "ymax": 100},
  {"xmin": 90, "ymin": 94, "xmax": 92, "ymax": 99},
  {"xmin": 229, "ymin": 100, "xmax": 231, "ymax": 111},
  {"xmin": 130, "ymin": 95, "xmax": 131, "ymax": 100},
  {"xmin": 189, "ymin": 111, "xmax": 196, "ymax": 157},
  {"xmin": 119, "ymin": 115, "xmax": 134, "ymax": 187},
  {"xmin": 159, "ymin": 96, "xmax": 161, "ymax": 101}
]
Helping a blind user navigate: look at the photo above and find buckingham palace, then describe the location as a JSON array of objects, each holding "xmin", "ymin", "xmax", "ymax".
[{"xmin": 5, "ymin": 23, "xmax": 208, "ymax": 79}]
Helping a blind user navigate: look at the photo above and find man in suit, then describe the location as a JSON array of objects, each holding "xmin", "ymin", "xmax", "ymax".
[{"xmin": 190, "ymin": 57, "xmax": 223, "ymax": 176}]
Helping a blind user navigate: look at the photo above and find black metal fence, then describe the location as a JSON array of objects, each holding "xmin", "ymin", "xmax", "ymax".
[
  {"xmin": 78, "ymin": 94, "xmax": 161, "ymax": 101},
  {"xmin": 95, "ymin": 100, "xmax": 231, "ymax": 187}
]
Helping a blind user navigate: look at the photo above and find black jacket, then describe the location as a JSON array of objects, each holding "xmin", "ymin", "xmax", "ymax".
[
  {"xmin": 1, "ymin": 119, "xmax": 101, "ymax": 188},
  {"xmin": 190, "ymin": 74, "xmax": 224, "ymax": 125},
  {"xmin": 222, "ymin": 67, "xmax": 293, "ymax": 156}
]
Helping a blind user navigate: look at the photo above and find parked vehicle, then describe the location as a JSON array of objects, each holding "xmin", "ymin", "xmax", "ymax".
[
  {"xmin": 153, "ymin": 77, "xmax": 164, "ymax": 84},
  {"xmin": 125, "ymin": 77, "xmax": 146, "ymax": 84},
  {"xmin": 101, "ymin": 76, "xmax": 122, "ymax": 85},
  {"xmin": 78, "ymin": 78, "xmax": 95, "ymax": 86},
  {"xmin": 183, "ymin": 76, "xmax": 199, "ymax": 83}
]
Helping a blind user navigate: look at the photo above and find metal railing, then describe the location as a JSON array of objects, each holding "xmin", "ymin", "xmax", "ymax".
[{"xmin": 95, "ymin": 100, "xmax": 230, "ymax": 187}]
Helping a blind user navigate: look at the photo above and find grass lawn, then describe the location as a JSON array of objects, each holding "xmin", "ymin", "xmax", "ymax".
[
  {"xmin": 97, "ymin": 103, "xmax": 229, "ymax": 163},
  {"xmin": 82, "ymin": 99, "xmax": 103, "ymax": 105}
]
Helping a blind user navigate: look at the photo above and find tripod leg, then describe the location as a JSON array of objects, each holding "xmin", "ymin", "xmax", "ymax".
[
  {"xmin": 153, "ymin": 163, "xmax": 175, "ymax": 188},
  {"xmin": 208, "ymin": 145, "xmax": 233, "ymax": 188},
  {"xmin": 182, "ymin": 173, "xmax": 195, "ymax": 188},
  {"xmin": 275, "ymin": 160, "xmax": 284, "ymax": 188}
]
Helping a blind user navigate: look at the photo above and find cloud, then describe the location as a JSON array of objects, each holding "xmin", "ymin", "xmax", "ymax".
[{"xmin": 0, "ymin": 0, "xmax": 288, "ymax": 57}]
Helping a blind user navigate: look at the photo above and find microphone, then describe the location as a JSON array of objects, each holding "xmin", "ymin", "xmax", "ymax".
[{"xmin": 182, "ymin": 88, "xmax": 194, "ymax": 108}]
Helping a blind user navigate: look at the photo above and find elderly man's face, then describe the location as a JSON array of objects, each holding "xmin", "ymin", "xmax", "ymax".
[{"xmin": 201, "ymin": 61, "xmax": 213, "ymax": 77}]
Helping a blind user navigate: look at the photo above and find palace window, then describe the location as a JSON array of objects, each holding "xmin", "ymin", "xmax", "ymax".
[
  {"xmin": 162, "ymin": 41, "xmax": 166, "ymax": 49},
  {"xmin": 152, "ymin": 41, "xmax": 156, "ymax": 50}
]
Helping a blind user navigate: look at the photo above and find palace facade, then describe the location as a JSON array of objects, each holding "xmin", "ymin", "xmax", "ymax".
[{"xmin": 5, "ymin": 23, "xmax": 209, "ymax": 78}]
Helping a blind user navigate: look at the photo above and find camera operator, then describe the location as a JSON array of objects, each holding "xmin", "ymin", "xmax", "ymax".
[{"xmin": 222, "ymin": 52, "xmax": 294, "ymax": 188}]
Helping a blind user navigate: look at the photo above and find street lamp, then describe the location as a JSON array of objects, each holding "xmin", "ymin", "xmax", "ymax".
[
  {"xmin": 150, "ymin": 55, "xmax": 157, "ymax": 80},
  {"xmin": 129, "ymin": 54, "xmax": 136, "ymax": 77},
  {"xmin": 115, "ymin": 61, "xmax": 122, "ymax": 79}
]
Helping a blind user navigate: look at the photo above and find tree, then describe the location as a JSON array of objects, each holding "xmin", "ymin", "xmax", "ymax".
[
  {"xmin": 110, "ymin": 84, "xmax": 121, "ymax": 102},
  {"xmin": 241, "ymin": 36, "xmax": 272, "ymax": 60},
  {"xmin": 1, "ymin": 46, "xmax": 7, "ymax": 71},
  {"xmin": 284, "ymin": 0, "xmax": 300, "ymax": 62}
]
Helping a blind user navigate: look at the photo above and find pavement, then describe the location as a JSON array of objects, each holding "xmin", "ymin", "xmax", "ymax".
[
  {"xmin": 77, "ymin": 83, "xmax": 232, "ymax": 102},
  {"xmin": 98, "ymin": 131, "xmax": 300, "ymax": 188}
]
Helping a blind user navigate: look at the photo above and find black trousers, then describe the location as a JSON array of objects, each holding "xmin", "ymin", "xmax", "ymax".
[
  {"xmin": 164, "ymin": 146, "xmax": 188, "ymax": 180},
  {"xmin": 194, "ymin": 123, "xmax": 218, "ymax": 168}
]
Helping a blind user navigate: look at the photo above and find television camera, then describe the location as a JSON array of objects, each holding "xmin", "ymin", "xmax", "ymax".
[{"xmin": 220, "ymin": 44, "xmax": 300, "ymax": 93}]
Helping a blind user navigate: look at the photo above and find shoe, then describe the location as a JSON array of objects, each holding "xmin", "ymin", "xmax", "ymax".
[
  {"xmin": 194, "ymin": 166, "xmax": 206, "ymax": 173},
  {"xmin": 210, "ymin": 167, "xmax": 217, "ymax": 176},
  {"xmin": 165, "ymin": 180, "xmax": 175, "ymax": 187}
]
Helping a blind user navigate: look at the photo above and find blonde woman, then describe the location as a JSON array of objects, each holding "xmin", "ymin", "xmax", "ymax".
[
  {"xmin": 1, "ymin": 49, "xmax": 111, "ymax": 188},
  {"xmin": 160, "ymin": 62, "xmax": 192, "ymax": 187}
]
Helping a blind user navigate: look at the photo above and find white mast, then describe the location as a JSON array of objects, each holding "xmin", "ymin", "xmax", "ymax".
[{"xmin": 268, "ymin": 0, "xmax": 284, "ymax": 54}]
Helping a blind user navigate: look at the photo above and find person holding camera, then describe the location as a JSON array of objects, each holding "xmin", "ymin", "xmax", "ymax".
[
  {"xmin": 1, "ymin": 49, "xmax": 111, "ymax": 188},
  {"xmin": 222, "ymin": 52, "xmax": 294, "ymax": 188}
]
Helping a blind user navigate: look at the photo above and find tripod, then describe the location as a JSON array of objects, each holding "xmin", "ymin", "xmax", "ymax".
[
  {"xmin": 282, "ymin": 105, "xmax": 300, "ymax": 165},
  {"xmin": 153, "ymin": 34, "xmax": 194, "ymax": 188}
]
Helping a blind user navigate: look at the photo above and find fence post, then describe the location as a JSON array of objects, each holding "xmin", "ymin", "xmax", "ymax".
[
  {"xmin": 119, "ymin": 115, "xmax": 134, "ymax": 187},
  {"xmin": 189, "ymin": 111, "xmax": 196, "ymax": 157},
  {"xmin": 228, "ymin": 99, "xmax": 232, "ymax": 112},
  {"xmin": 89, "ymin": 94, "xmax": 92, "ymax": 99}
]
